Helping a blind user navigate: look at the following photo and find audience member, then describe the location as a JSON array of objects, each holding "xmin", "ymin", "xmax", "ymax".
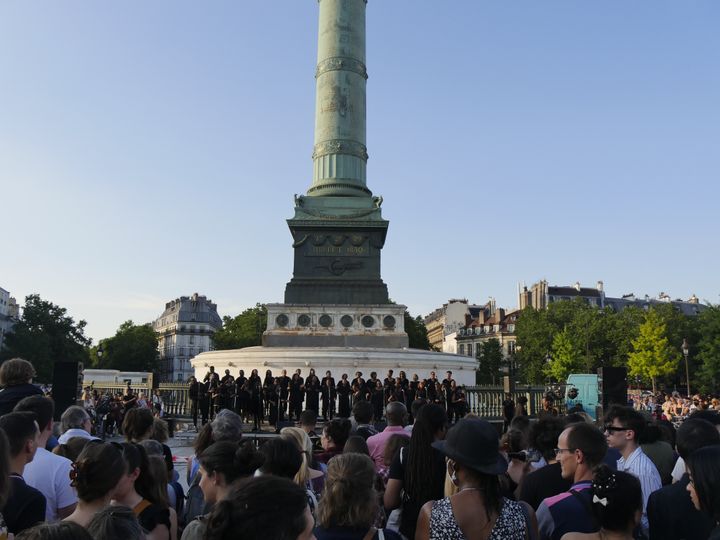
[
  {"xmin": 57, "ymin": 406, "xmax": 97, "ymax": 444},
  {"xmin": 0, "ymin": 411, "xmax": 46, "ymax": 535},
  {"xmin": 647, "ymin": 418, "xmax": 718, "ymax": 540},
  {"xmin": 259, "ymin": 437, "xmax": 303, "ymax": 480},
  {"xmin": 202, "ymin": 476, "xmax": 314, "ymax": 540},
  {"xmin": 181, "ymin": 441, "xmax": 262, "ymax": 540},
  {"xmin": 416, "ymin": 417, "xmax": 535, "ymax": 539},
  {"xmin": 351, "ymin": 401, "xmax": 378, "ymax": 441},
  {"xmin": 686, "ymin": 444, "xmax": 720, "ymax": 540},
  {"xmin": 0, "ymin": 359, "xmax": 43, "ymax": 416},
  {"xmin": 15, "ymin": 521, "xmax": 93, "ymax": 540},
  {"xmin": 384, "ymin": 403, "xmax": 447, "ymax": 539},
  {"xmin": 343, "ymin": 436, "xmax": 369, "ymax": 455},
  {"xmin": 280, "ymin": 426, "xmax": 324, "ymax": 491},
  {"xmin": 536, "ymin": 422, "xmax": 608, "ymax": 540},
  {"xmin": 366, "ymin": 402, "xmax": 409, "ymax": 471},
  {"xmin": 14, "ymin": 396, "xmax": 77, "ymax": 521},
  {"xmin": 64, "ymin": 440, "xmax": 125, "ymax": 528},
  {"xmin": 52, "ymin": 436, "xmax": 90, "ymax": 463},
  {"xmin": 122, "ymin": 408, "xmax": 155, "ymax": 443},
  {"xmin": 316, "ymin": 418, "xmax": 351, "ymax": 464},
  {"xmin": 315, "ymin": 453, "xmax": 401, "ymax": 540},
  {"xmin": 0, "ymin": 429, "xmax": 12, "ymax": 539},
  {"xmin": 604, "ymin": 405, "xmax": 661, "ymax": 535},
  {"xmin": 519, "ymin": 416, "xmax": 571, "ymax": 510},
  {"xmin": 112, "ymin": 442, "xmax": 176, "ymax": 540},
  {"xmin": 86, "ymin": 504, "xmax": 145, "ymax": 540},
  {"xmin": 561, "ymin": 466, "xmax": 643, "ymax": 540},
  {"xmin": 639, "ymin": 422, "xmax": 675, "ymax": 486},
  {"xmin": 669, "ymin": 409, "xmax": 720, "ymax": 483}
]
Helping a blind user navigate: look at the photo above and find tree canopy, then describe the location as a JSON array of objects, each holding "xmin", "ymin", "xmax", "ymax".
[
  {"xmin": 0, "ymin": 294, "xmax": 91, "ymax": 382},
  {"xmin": 94, "ymin": 321, "xmax": 159, "ymax": 373},
  {"xmin": 476, "ymin": 338, "xmax": 503, "ymax": 385},
  {"xmin": 212, "ymin": 304, "xmax": 267, "ymax": 350},
  {"xmin": 627, "ymin": 310, "xmax": 679, "ymax": 393},
  {"xmin": 404, "ymin": 311, "xmax": 431, "ymax": 350}
]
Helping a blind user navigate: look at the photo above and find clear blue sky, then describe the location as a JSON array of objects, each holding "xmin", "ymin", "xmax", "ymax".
[{"xmin": 2, "ymin": 1, "xmax": 718, "ymax": 342}]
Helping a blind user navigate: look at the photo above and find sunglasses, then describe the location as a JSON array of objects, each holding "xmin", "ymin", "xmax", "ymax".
[{"xmin": 604, "ymin": 425, "xmax": 629, "ymax": 433}]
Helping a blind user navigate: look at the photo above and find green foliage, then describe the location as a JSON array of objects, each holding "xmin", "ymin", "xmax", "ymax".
[
  {"xmin": 0, "ymin": 294, "xmax": 91, "ymax": 383},
  {"xmin": 696, "ymin": 305, "xmax": 720, "ymax": 393},
  {"xmin": 627, "ymin": 310, "xmax": 680, "ymax": 393},
  {"xmin": 212, "ymin": 304, "xmax": 267, "ymax": 350},
  {"xmin": 476, "ymin": 339, "xmax": 503, "ymax": 384},
  {"xmin": 545, "ymin": 328, "xmax": 583, "ymax": 382},
  {"xmin": 515, "ymin": 306, "xmax": 554, "ymax": 384},
  {"xmin": 97, "ymin": 321, "xmax": 159, "ymax": 372},
  {"xmin": 405, "ymin": 311, "xmax": 431, "ymax": 350}
]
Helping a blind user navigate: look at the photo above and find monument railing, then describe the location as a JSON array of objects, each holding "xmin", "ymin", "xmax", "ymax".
[
  {"xmin": 464, "ymin": 385, "xmax": 551, "ymax": 418},
  {"xmin": 87, "ymin": 382, "xmax": 191, "ymax": 418}
]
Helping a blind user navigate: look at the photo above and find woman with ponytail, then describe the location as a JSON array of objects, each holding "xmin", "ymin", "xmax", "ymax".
[
  {"xmin": 64, "ymin": 440, "xmax": 125, "ymax": 528},
  {"xmin": 203, "ymin": 476, "xmax": 314, "ymax": 540},
  {"xmin": 180, "ymin": 441, "xmax": 263, "ymax": 540},
  {"xmin": 112, "ymin": 442, "xmax": 176, "ymax": 540},
  {"xmin": 315, "ymin": 453, "xmax": 401, "ymax": 540}
]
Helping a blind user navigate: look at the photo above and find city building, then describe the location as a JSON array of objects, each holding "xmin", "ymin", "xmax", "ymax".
[
  {"xmin": 518, "ymin": 279, "xmax": 706, "ymax": 316},
  {"xmin": 0, "ymin": 287, "xmax": 20, "ymax": 352},
  {"xmin": 152, "ymin": 293, "xmax": 222, "ymax": 382},
  {"xmin": 455, "ymin": 302, "xmax": 519, "ymax": 360},
  {"xmin": 424, "ymin": 299, "xmax": 484, "ymax": 352}
]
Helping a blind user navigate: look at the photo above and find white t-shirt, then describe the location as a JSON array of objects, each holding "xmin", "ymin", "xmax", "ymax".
[
  {"xmin": 23, "ymin": 447, "xmax": 78, "ymax": 521},
  {"xmin": 671, "ymin": 456, "xmax": 686, "ymax": 483}
]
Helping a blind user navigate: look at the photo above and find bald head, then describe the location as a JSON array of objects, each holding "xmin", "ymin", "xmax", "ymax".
[{"xmin": 385, "ymin": 402, "xmax": 407, "ymax": 426}]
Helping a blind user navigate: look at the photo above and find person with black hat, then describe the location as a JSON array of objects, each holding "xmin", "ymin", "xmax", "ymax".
[{"xmin": 416, "ymin": 417, "xmax": 537, "ymax": 539}]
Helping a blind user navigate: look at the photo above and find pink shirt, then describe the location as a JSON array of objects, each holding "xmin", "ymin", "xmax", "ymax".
[{"xmin": 366, "ymin": 425, "xmax": 410, "ymax": 470}]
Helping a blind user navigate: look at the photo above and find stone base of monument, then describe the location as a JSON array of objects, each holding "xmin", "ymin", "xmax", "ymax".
[
  {"xmin": 191, "ymin": 346, "xmax": 478, "ymax": 387},
  {"xmin": 263, "ymin": 303, "xmax": 408, "ymax": 348}
]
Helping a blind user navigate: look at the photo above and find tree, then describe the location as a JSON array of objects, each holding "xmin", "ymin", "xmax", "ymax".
[
  {"xmin": 404, "ymin": 311, "xmax": 431, "ymax": 350},
  {"xmin": 515, "ymin": 306, "xmax": 554, "ymax": 384},
  {"xmin": 0, "ymin": 294, "xmax": 91, "ymax": 382},
  {"xmin": 96, "ymin": 321, "xmax": 159, "ymax": 372},
  {"xmin": 476, "ymin": 339, "xmax": 503, "ymax": 385},
  {"xmin": 627, "ymin": 310, "xmax": 680, "ymax": 393},
  {"xmin": 212, "ymin": 304, "xmax": 267, "ymax": 350},
  {"xmin": 545, "ymin": 328, "xmax": 583, "ymax": 382},
  {"xmin": 696, "ymin": 305, "xmax": 720, "ymax": 393}
]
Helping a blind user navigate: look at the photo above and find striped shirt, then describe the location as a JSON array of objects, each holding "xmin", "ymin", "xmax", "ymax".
[{"xmin": 617, "ymin": 446, "xmax": 662, "ymax": 535}]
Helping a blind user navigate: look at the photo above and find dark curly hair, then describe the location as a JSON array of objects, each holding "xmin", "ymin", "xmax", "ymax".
[
  {"xmin": 204, "ymin": 476, "xmax": 308, "ymax": 540},
  {"xmin": 591, "ymin": 464, "xmax": 642, "ymax": 532}
]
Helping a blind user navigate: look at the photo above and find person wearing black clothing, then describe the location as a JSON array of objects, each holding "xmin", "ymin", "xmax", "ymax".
[
  {"xmin": 0, "ymin": 412, "xmax": 46, "ymax": 536},
  {"xmin": 262, "ymin": 370, "xmax": 274, "ymax": 419},
  {"xmin": 441, "ymin": 371, "xmax": 453, "ymax": 418},
  {"xmin": 220, "ymin": 370, "xmax": 234, "ymax": 411},
  {"xmin": 289, "ymin": 371, "xmax": 305, "ymax": 421},
  {"xmin": 383, "ymin": 370, "xmax": 395, "ymax": 393},
  {"xmin": 267, "ymin": 378, "xmax": 280, "ymax": 427},
  {"xmin": 519, "ymin": 416, "xmax": 571, "ymax": 510},
  {"xmin": 198, "ymin": 380, "xmax": 210, "ymax": 425},
  {"xmin": 247, "ymin": 370, "xmax": 263, "ymax": 430},
  {"xmin": 370, "ymin": 380, "xmax": 385, "ymax": 422},
  {"xmin": 351, "ymin": 372, "xmax": 365, "ymax": 404},
  {"xmin": 321, "ymin": 377, "xmax": 336, "ymax": 420},
  {"xmin": 188, "ymin": 376, "xmax": 200, "ymax": 429},
  {"xmin": 415, "ymin": 380, "xmax": 428, "ymax": 402},
  {"xmin": 449, "ymin": 383, "xmax": 467, "ymax": 422},
  {"xmin": 425, "ymin": 371, "xmax": 438, "ymax": 403},
  {"xmin": 647, "ymin": 418, "xmax": 719, "ymax": 540},
  {"xmin": 234, "ymin": 370, "xmax": 248, "ymax": 418},
  {"xmin": 0, "ymin": 358, "xmax": 44, "ymax": 416},
  {"xmin": 277, "ymin": 369, "xmax": 290, "ymax": 422},
  {"xmin": 502, "ymin": 394, "xmax": 516, "ymax": 433},
  {"xmin": 336, "ymin": 374, "xmax": 351, "ymax": 418},
  {"xmin": 408, "ymin": 375, "xmax": 419, "ymax": 413},
  {"xmin": 365, "ymin": 372, "xmax": 379, "ymax": 401},
  {"xmin": 304, "ymin": 369, "xmax": 321, "ymax": 415}
]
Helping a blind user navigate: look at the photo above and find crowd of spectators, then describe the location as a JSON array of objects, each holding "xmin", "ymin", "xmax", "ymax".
[{"xmin": 0, "ymin": 356, "xmax": 720, "ymax": 540}]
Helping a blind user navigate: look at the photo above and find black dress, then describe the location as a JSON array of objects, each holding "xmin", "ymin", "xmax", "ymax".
[
  {"xmin": 336, "ymin": 380, "xmax": 351, "ymax": 418},
  {"xmin": 305, "ymin": 375, "xmax": 321, "ymax": 415}
]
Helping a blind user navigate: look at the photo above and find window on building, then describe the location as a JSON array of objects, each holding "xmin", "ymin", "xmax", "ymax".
[
  {"xmin": 459, "ymin": 344, "xmax": 465, "ymax": 355},
  {"xmin": 467, "ymin": 344, "xmax": 474, "ymax": 357},
  {"xmin": 507, "ymin": 324, "xmax": 515, "ymax": 333}
]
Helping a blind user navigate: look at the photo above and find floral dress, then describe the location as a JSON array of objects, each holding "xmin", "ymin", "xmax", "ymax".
[{"xmin": 429, "ymin": 497, "xmax": 527, "ymax": 540}]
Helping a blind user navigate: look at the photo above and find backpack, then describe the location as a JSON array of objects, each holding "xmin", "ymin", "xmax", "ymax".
[{"xmin": 182, "ymin": 466, "xmax": 210, "ymax": 527}]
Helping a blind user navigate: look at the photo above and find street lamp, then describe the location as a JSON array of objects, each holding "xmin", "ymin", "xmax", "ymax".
[
  {"xmin": 681, "ymin": 339, "xmax": 691, "ymax": 397},
  {"xmin": 96, "ymin": 344, "xmax": 104, "ymax": 364}
]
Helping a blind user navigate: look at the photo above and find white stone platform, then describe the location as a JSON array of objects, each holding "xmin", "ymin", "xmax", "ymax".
[{"xmin": 192, "ymin": 346, "xmax": 478, "ymax": 386}]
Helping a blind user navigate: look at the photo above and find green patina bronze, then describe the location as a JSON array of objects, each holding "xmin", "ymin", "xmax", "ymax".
[{"xmin": 285, "ymin": 0, "xmax": 390, "ymax": 305}]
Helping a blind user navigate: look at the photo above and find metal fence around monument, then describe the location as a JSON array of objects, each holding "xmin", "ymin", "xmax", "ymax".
[{"xmin": 86, "ymin": 382, "xmax": 551, "ymax": 421}]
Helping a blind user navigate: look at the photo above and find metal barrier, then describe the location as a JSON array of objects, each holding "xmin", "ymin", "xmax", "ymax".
[
  {"xmin": 88, "ymin": 382, "xmax": 191, "ymax": 418},
  {"xmin": 464, "ymin": 385, "xmax": 548, "ymax": 418}
]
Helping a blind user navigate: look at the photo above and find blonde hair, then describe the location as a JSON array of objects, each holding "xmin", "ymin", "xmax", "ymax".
[
  {"xmin": 316, "ymin": 453, "xmax": 378, "ymax": 529},
  {"xmin": 0, "ymin": 358, "xmax": 36, "ymax": 387},
  {"xmin": 280, "ymin": 426, "xmax": 312, "ymax": 486}
]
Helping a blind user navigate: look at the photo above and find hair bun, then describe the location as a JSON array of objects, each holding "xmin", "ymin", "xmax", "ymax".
[{"xmin": 592, "ymin": 464, "xmax": 617, "ymax": 497}]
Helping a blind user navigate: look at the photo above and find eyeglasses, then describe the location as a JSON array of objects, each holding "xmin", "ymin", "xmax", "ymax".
[
  {"xmin": 604, "ymin": 425, "xmax": 630, "ymax": 433},
  {"xmin": 554, "ymin": 447, "xmax": 576, "ymax": 455}
]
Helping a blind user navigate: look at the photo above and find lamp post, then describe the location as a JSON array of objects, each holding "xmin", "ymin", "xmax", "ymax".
[
  {"xmin": 681, "ymin": 339, "xmax": 691, "ymax": 397},
  {"xmin": 96, "ymin": 344, "xmax": 104, "ymax": 365}
]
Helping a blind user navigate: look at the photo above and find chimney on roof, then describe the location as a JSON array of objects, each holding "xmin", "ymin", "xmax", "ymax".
[
  {"xmin": 574, "ymin": 282, "xmax": 581, "ymax": 291},
  {"xmin": 689, "ymin": 294, "xmax": 699, "ymax": 304},
  {"xmin": 597, "ymin": 280, "xmax": 604, "ymax": 293}
]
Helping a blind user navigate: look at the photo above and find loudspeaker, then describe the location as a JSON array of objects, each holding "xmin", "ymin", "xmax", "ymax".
[
  {"xmin": 598, "ymin": 367, "xmax": 627, "ymax": 410},
  {"xmin": 52, "ymin": 361, "xmax": 82, "ymax": 421}
]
